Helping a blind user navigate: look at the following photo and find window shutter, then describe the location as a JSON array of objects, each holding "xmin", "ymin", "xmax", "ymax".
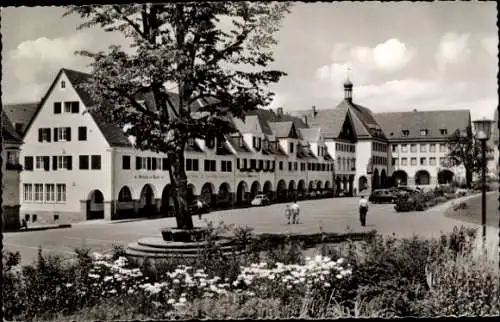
[
  {"xmin": 38, "ymin": 129, "xmax": 43, "ymax": 142},
  {"xmin": 72, "ymin": 101, "xmax": 79, "ymax": 113},
  {"xmin": 52, "ymin": 156, "xmax": 58, "ymax": 170},
  {"xmin": 45, "ymin": 128, "xmax": 51, "ymax": 142},
  {"xmin": 136, "ymin": 157, "xmax": 142, "ymax": 170},
  {"xmin": 54, "ymin": 102, "xmax": 61, "ymax": 114},
  {"xmin": 66, "ymin": 156, "xmax": 72, "ymax": 170},
  {"xmin": 24, "ymin": 157, "xmax": 33, "ymax": 171},
  {"xmin": 66, "ymin": 127, "xmax": 71, "ymax": 141},
  {"xmin": 54, "ymin": 128, "xmax": 59, "ymax": 142},
  {"xmin": 43, "ymin": 156, "xmax": 50, "ymax": 171}
]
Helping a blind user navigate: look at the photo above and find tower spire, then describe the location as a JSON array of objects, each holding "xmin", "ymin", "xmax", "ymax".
[{"xmin": 343, "ymin": 66, "xmax": 353, "ymax": 103}]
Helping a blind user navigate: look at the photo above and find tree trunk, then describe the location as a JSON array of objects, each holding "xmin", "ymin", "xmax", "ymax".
[
  {"xmin": 167, "ymin": 147, "xmax": 194, "ymax": 230},
  {"xmin": 466, "ymin": 169, "xmax": 473, "ymax": 188}
]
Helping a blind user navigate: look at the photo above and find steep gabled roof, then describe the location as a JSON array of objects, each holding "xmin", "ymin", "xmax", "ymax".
[
  {"xmin": 1, "ymin": 110, "xmax": 23, "ymax": 144},
  {"xmin": 298, "ymin": 127, "xmax": 321, "ymax": 142},
  {"xmin": 269, "ymin": 121, "xmax": 296, "ymax": 138},
  {"xmin": 2, "ymin": 102, "xmax": 39, "ymax": 136},
  {"xmin": 232, "ymin": 115, "xmax": 261, "ymax": 134},
  {"xmin": 374, "ymin": 110, "xmax": 471, "ymax": 141}
]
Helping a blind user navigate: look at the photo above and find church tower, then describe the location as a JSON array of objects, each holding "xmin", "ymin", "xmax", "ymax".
[{"xmin": 344, "ymin": 68, "xmax": 353, "ymax": 103}]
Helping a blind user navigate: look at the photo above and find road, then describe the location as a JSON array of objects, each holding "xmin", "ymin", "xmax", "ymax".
[{"xmin": 4, "ymin": 193, "xmax": 496, "ymax": 265}]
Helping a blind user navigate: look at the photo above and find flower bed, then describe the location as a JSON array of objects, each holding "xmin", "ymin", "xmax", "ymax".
[{"xmin": 394, "ymin": 186, "xmax": 475, "ymax": 213}]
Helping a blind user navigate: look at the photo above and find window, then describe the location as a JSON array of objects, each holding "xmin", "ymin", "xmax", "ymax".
[
  {"xmin": 56, "ymin": 184, "xmax": 66, "ymax": 202},
  {"xmin": 78, "ymin": 127, "xmax": 87, "ymax": 141},
  {"xmin": 392, "ymin": 158, "xmax": 398, "ymax": 166},
  {"xmin": 152, "ymin": 158, "xmax": 157, "ymax": 170},
  {"xmin": 289, "ymin": 142, "xmax": 294, "ymax": 153},
  {"xmin": 36, "ymin": 156, "xmax": 43, "ymax": 170},
  {"xmin": 411, "ymin": 157, "xmax": 417, "ymax": 166},
  {"xmin": 32, "ymin": 215, "xmax": 38, "ymax": 222},
  {"xmin": 54, "ymin": 102, "xmax": 62, "ymax": 114},
  {"xmin": 221, "ymin": 160, "xmax": 232, "ymax": 172},
  {"xmin": 24, "ymin": 184, "xmax": 33, "ymax": 201},
  {"xmin": 266, "ymin": 160, "xmax": 270, "ymax": 170},
  {"xmin": 402, "ymin": 129, "xmax": 409, "ymax": 137},
  {"xmin": 122, "ymin": 156, "xmax": 131, "ymax": 170},
  {"xmin": 288, "ymin": 162, "xmax": 292, "ymax": 171},
  {"xmin": 429, "ymin": 157, "xmax": 436, "ymax": 166},
  {"xmin": 24, "ymin": 156, "xmax": 34, "ymax": 171},
  {"xmin": 392, "ymin": 144, "xmax": 398, "ymax": 152},
  {"xmin": 300, "ymin": 162, "xmax": 305, "ymax": 171},
  {"xmin": 440, "ymin": 129, "xmax": 448, "ymax": 135},
  {"xmin": 420, "ymin": 129, "xmax": 429, "ymax": 136},
  {"xmin": 294, "ymin": 162, "xmax": 298, "ymax": 171},
  {"xmin": 250, "ymin": 159, "xmax": 257, "ymax": 169},
  {"xmin": 45, "ymin": 184, "xmax": 55, "ymax": 202},
  {"xmin": 410, "ymin": 144, "xmax": 417, "ymax": 153},
  {"xmin": 61, "ymin": 81, "xmax": 66, "ymax": 88},
  {"xmin": 429, "ymin": 144, "xmax": 436, "ymax": 153},
  {"xmin": 34, "ymin": 184, "xmax": 44, "ymax": 202},
  {"xmin": 401, "ymin": 144, "xmax": 407, "ymax": 153},
  {"xmin": 57, "ymin": 156, "xmax": 68, "ymax": 169},
  {"xmin": 64, "ymin": 101, "xmax": 80, "ymax": 113},
  {"xmin": 91, "ymin": 155, "xmax": 101, "ymax": 170},
  {"xmin": 243, "ymin": 159, "xmax": 248, "ymax": 169},
  {"xmin": 54, "ymin": 127, "xmax": 71, "ymax": 142},
  {"xmin": 279, "ymin": 161, "xmax": 283, "ymax": 170},
  {"xmin": 80, "ymin": 155, "xmax": 89, "ymax": 170},
  {"xmin": 420, "ymin": 157, "xmax": 427, "ymax": 165},
  {"xmin": 439, "ymin": 158, "xmax": 445, "ymax": 166},
  {"xmin": 420, "ymin": 144, "xmax": 427, "ymax": 152},
  {"xmin": 38, "ymin": 128, "xmax": 51, "ymax": 142},
  {"xmin": 146, "ymin": 157, "xmax": 152, "ymax": 170},
  {"xmin": 204, "ymin": 159, "xmax": 216, "ymax": 172},
  {"xmin": 401, "ymin": 158, "xmax": 408, "ymax": 166},
  {"xmin": 439, "ymin": 144, "xmax": 446, "ymax": 153},
  {"xmin": 258, "ymin": 160, "xmax": 264, "ymax": 170},
  {"xmin": 7, "ymin": 151, "xmax": 19, "ymax": 164}
]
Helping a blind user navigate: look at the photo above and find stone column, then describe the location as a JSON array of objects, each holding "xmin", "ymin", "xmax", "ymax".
[
  {"xmin": 133, "ymin": 199, "xmax": 140, "ymax": 214},
  {"xmin": 80, "ymin": 200, "xmax": 88, "ymax": 220},
  {"xmin": 104, "ymin": 201, "xmax": 112, "ymax": 221},
  {"xmin": 155, "ymin": 198, "xmax": 162, "ymax": 213}
]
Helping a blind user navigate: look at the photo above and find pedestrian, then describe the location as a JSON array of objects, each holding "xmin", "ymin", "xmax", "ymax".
[
  {"xmin": 285, "ymin": 205, "xmax": 292, "ymax": 224},
  {"xmin": 358, "ymin": 195, "xmax": 369, "ymax": 227},
  {"xmin": 196, "ymin": 199, "xmax": 204, "ymax": 220},
  {"xmin": 290, "ymin": 200, "xmax": 300, "ymax": 224},
  {"xmin": 20, "ymin": 219, "xmax": 27, "ymax": 230}
]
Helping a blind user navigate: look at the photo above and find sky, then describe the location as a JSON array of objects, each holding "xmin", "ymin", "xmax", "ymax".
[{"xmin": 1, "ymin": 2, "xmax": 498, "ymax": 121}]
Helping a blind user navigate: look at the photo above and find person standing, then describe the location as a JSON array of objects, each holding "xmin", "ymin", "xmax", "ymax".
[
  {"xmin": 196, "ymin": 199, "xmax": 204, "ymax": 220},
  {"xmin": 290, "ymin": 200, "xmax": 300, "ymax": 224},
  {"xmin": 358, "ymin": 195, "xmax": 369, "ymax": 227}
]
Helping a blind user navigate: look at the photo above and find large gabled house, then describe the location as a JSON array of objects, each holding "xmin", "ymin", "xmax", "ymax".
[
  {"xmin": 293, "ymin": 79, "xmax": 389, "ymax": 195},
  {"xmin": 2, "ymin": 110, "xmax": 24, "ymax": 229}
]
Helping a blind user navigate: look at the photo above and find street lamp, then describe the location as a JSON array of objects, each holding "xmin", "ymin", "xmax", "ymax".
[{"xmin": 472, "ymin": 117, "xmax": 494, "ymax": 247}]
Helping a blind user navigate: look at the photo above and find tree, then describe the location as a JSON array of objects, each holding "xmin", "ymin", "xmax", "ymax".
[
  {"xmin": 64, "ymin": 2, "xmax": 292, "ymax": 230},
  {"xmin": 444, "ymin": 126, "xmax": 494, "ymax": 188}
]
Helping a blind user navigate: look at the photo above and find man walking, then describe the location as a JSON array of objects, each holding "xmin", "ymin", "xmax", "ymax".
[{"xmin": 358, "ymin": 195, "xmax": 369, "ymax": 227}]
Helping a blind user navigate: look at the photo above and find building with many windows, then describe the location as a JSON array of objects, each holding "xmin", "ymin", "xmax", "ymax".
[
  {"xmin": 375, "ymin": 109, "xmax": 470, "ymax": 187},
  {"xmin": 18, "ymin": 68, "xmax": 335, "ymax": 224},
  {"xmin": 293, "ymin": 79, "xmax": 389, "ymax": 195}
]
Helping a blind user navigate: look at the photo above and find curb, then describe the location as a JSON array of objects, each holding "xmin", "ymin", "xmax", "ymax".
[{"xmin": 5, "ymin": 224, "xmax": 72, "ymax": 233}]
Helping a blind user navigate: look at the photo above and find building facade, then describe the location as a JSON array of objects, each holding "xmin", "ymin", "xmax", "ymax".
[
  {"xmin": 2, "ymin": 111, "xmax": 24, "ymax": 229},
  {"xmin": 375, "ymin": 110, "xmax": 470, "ymax": 187},
  {"xmin": 18, "ymin": 68, "xmax": 334, "ymax": 225}
]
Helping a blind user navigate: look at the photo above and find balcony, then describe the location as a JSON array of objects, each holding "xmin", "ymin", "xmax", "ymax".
[{"xmin": 6, "ymin": 163, "xmax": 23, "ymax": 171}]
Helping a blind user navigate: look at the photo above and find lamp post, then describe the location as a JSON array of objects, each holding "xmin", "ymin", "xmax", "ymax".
[{"xmin": 472, "ymin": 118, "xmax": 493, "ymax": 247}]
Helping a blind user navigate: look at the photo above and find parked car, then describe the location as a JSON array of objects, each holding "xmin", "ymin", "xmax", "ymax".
[
  {"xmin": 369, "ymin": 189, "xmax": 398, "ymax": 204},
  {"xmin": 251, "ymin": 194, "xmax": 271, "ymax": 206}
]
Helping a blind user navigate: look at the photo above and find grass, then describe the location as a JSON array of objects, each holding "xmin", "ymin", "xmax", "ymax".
[
  {"xmin": 445, "ymin": 193, "xmax": 498, "ymax": 227},
  {"xmin": 3, "ymin": 224, "xmax": 499, "ymax": 320}
]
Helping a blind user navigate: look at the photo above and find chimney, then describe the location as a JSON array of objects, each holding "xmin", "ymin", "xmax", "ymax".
[
  {"xmin": 312, "ymin": 105, "xmax": 317, "ymax": 117},
  {"xmin": 277, "ymin": 107, "xmax": 283, "ymax": 117}
]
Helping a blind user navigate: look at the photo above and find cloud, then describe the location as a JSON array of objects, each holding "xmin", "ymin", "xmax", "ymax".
[
  {"xmin": 435, "ymin": 32, "xmax": 471, "ymax": 71},
  {"xmin": 481, "ymin": 34, "xmax": 498, "ymax": 57},
  {"xmin": 328, "ymin": 38, "xmax": 414, "ymax": 73},
  {"xmin": 3, "ymin": 34, "xmax": 94, "ymax": 103}
]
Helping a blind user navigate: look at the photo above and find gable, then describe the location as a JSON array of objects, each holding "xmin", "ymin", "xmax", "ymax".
[
  {"xmin": 338, "ymin": 111, "xmax": 357, "ymax": 142},
  {"xmin": 288, "ymin": 123, "xmax": 298, "ymax": 139},
  {"xmin": 22, "ymin": 70, "xmax": 112, "ymax": 149}
]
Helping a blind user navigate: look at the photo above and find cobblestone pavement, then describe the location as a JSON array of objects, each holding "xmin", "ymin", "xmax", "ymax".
[{"xmin": 4, "ymin": 192, "xmax": 498, "ymax": 265}]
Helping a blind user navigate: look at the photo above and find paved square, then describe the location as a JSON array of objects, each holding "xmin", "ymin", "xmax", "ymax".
[{"xmin": 4, "ymin": 194, "xmax": 496, "ymax": 265}]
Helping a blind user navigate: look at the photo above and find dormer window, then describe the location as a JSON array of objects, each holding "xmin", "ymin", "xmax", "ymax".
[
  {"xmin": 440, "ymin": 129, "xmax": 448, "ymax": 135},
  {"xmin": 402, "ymin": 129, "xmax": 409, "ymax": 137},
  {"xmin": 61, "ymin": 81, "xmax": 66, "ymax": 89},
  {"xmin": 420, "ymin": 129, "xmax": 429, "ymax": 136}
]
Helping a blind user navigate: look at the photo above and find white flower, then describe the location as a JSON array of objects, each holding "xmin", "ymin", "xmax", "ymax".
[
  {"xmin": 167, "ymin": 299, "xmax": 176, "ymax": 305},
  {"xmin": 65, "ymin": 283, "xmax": 73, "ymax": 287},
  {"xmin": 88, "ymin": 273, "xmax": 100, "ymax": 279},
  {"xmin": 324, "ymin": 282, "xmax": 331, "ymax": 287},
  {"xmin": 336, "ymin": 274, "xmax": 342, "ymax": 279}
]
